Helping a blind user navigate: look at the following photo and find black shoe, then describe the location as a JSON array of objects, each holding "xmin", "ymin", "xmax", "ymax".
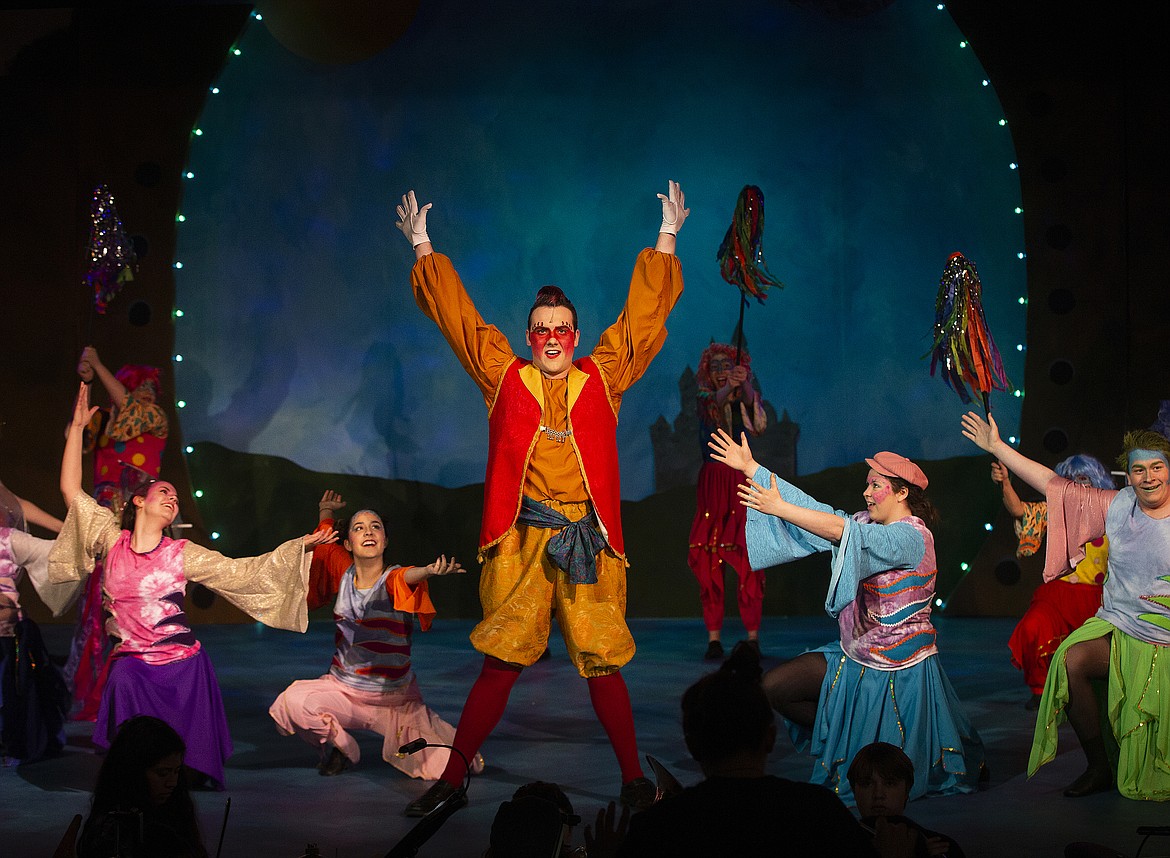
[
  {"xmin": 704, "ymin": 640, "xmax": 724, "ymax": 660},
  {"xmin": 619, "ymin": 776, "xmax": 657, "ymax": 811},
  {"xmin": 743, "ymin": 639, "xmax": 761, "ymax": 657},
  {"xmin": 317, "ymin": 747, "xmax": 350, "ymax": 776},
  {"xmin": 1024, "ymin": 694, "xmax": 1042, "ymax": 711},
  {"xmin": 405, "ymin": 780, "xmax": 468, "ymax": 817},
  {"xmin": 1063, "ymin": 765, "xmax": 1113, "ymax": 797}
]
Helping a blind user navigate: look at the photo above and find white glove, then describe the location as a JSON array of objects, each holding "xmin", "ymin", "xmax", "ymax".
[
  {"xmin": 395, "ymin": 190, "xmax": 432, "ymax": 247},
  {"xmin": 657, "ymin": 180, "xmax": 689, "ymax": 235}
]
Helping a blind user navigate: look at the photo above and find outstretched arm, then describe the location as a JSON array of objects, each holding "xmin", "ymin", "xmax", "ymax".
[
  {"xmin": 961, "ymin": 411, "xmax": 1056, "ymax": 495},
  {"xmin": 991, "ymin": 460, "xmax": 1027, "ymax": 518},
  {"xmin": 18, "ymin": 497, "xmax": 64, "ymax": 534},
  {"xmin": 403, "ymin": 554, "xmax": 466, "ymax": 586},
  {"xmin": 654, "ymin": 179, "xmax": 689, "ymax": 254},
  {"xmin": 739, "ymin": 473, "xmax": 845, "ymax": 543},
  {"xmin": 79, "ymin": 346, "xmax": 127, "ymax": 408},
  {"xmin": 61, "ymin": 382, "xmax": 99, "ymax": 509}
]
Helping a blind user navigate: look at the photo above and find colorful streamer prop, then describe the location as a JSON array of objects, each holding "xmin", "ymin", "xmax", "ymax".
[
  {"xmin": 85, "ymin": 185, "xmax": 137, "ymax": 314},
  {"xmin": 716, "ymin": 185, "xmax": 782, "ymax": 305},
  {"xmin": 926, "ymin": 251, "xmax": 1012, "ymax": 415}
]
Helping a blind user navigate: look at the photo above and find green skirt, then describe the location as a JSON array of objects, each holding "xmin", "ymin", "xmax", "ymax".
[{"xmin": 1029, "ymin": 616, "xmax": 1170, "ymax": 800}]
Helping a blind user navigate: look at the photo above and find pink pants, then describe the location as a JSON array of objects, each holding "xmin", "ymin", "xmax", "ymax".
[{"xmin": 269, "ymin": 673, "xmax": 481, "ymax": 780}]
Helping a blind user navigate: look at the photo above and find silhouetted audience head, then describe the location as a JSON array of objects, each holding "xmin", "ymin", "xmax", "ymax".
[
  {"xmin": 485, "ymin": 781, "xmax": 582, "ymax": 858},
  {"xmin": 681, "ymin": 640, "xmax": 774, "ymax": 769},
  {"xmin": 78, "ymin": 716, "xmax": 208, "ymax": 858},
  {"xmin": 846, "ymin": 742, "xmax": 914, "ymax": 818}
]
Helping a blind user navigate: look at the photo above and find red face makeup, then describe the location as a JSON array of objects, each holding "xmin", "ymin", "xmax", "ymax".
[
  {"xmin": 527, "ymin": 324, "xmax": 576, "ymax": 350},
  {"xmin": 526, "ymin": 307, "xmax": 580, "ymax": 379}
]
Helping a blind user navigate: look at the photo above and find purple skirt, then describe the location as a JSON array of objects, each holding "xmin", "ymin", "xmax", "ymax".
[{"xmin": 94, "ymin": 648, "xmax": 233, "ymax": 789}]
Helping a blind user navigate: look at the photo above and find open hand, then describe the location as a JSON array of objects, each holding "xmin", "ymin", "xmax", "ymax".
[
  {"xmin": 583, "ymin": 801, "xmax": 630, "ymax": 858},
  {"xmin": 960, "ymin": 410, "xmax": 1000, "ymax": 453},
  {"xmin": 395, "ymin": 190, "xmax": 432, "ymax": 247},
  {"xmin": 424, "ymin": 555, "xmax": 465, "ymax": 577},
  {"xmin": 318, "ymin": 490, "xmax": 347, "ymax": 514},
  {"xmin": 657, "ymin": 180, "xmax": 689, "ymax": 235},
  {"xmin": 302, "ymin": 528, "xmax": 338, "ymax": 551},
  {"xmin": 738, "ymin": 473, "xmax": 785, "ymax": 517},
  {"xmin": 71, "ymin": 382, "xmax": 99, "ymax": 430},
  {"xmin": 708, "ymin": 428, "xmax": 757, "ymax": 475}
]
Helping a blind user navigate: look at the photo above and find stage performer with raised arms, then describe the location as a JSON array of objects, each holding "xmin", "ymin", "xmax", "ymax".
[
  {"xmin": 394, "ymin": 180, "xmax": 687, "ymax": 817},
  {"xmin": 50, "ymin": 382, "xmax": 333, "ymax": 790},
  {"xmin": 962, "ymin": 411, "xmax": 1170, "ymax": 800}
]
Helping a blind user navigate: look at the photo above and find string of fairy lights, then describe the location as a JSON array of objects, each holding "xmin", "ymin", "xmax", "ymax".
[
  {"xmin": 169, "ymin": 10, "xmax": 264, "ymax": 541},
  {"xmin": 170, "ymin": 7, "xmax": 1026, "ymax": 597},
  {"xmin": 933, "ymin": 2, "xmax": 1026, "ymax": 609}
]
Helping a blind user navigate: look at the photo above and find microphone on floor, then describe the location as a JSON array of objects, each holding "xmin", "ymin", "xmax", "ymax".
[{"xmin": 386, "ymin": 739, "xmax": 473, "ymax": 858}]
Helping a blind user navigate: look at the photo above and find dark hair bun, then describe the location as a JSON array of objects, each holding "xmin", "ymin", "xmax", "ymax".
[
  {"xmin": 535, "ymin": 285, "xmax": 566, "ymax": 300},
  {"xmin": 720, "ymin": 640, "xmax": 763, "ymax": 685}
]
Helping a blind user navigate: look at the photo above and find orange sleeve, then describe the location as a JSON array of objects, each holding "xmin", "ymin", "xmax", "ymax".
[
  {"xmin": 410, "ymin": 252, "xmax": 517, "ymax": 405},
  {"xmin": 384, "ymin": 566, "xmax": 437, "ymax": 632},
  {"xmin": 590, "ymin": 248, "xmax": 684, "ymax": 405},
  {"xmin": 307, "ymin": 518, "xmax": 353, "ymax": 611}
]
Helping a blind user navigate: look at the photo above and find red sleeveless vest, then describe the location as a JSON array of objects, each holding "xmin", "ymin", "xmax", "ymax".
[{"xmin": 481, "ymin": 357, "xmax": 624, "ymax": 558}]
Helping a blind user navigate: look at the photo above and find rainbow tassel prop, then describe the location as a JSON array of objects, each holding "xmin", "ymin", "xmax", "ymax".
[
  {"xmin": 85, "ymin": 185, "xmax": 136, "ymax": 314},
  {"xmin": 717, "ymin": 185, "xmax": 782, "ymax": 362},
  {"xmin": 717, "ymin": 185, "xmax": 782, "ymax": 305},
  {"xmin": 926, "ymin": 251, "xmax": 1012, "ymax": 415}
]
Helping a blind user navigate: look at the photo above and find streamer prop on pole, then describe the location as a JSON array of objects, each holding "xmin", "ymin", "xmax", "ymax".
[
  {"xmin": 716, "ymin": 185, "xmax": 782, "ymax": 361},
  {"xmin": 925, "ymin": 251, "xmax": 1012, "ymax": 416},
  {"xmin": 85, "ymin": 185, "xmax": 137, "ymax": 315}
]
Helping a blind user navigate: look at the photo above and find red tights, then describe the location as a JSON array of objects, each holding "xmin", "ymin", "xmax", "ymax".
[{"xmin": 439, "ymin": 656, "xmax": 643, "ymax": 786}]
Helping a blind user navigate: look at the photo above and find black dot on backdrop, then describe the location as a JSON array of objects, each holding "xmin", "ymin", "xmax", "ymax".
[
  {"xmin": 1040, "ymin": 157, "xmax": 1067, "ymax": 182},
  {"xmin": 131, "ymin": 233, "xmax": 149, "ymax": 262},
  {"xmin": 1049, "ymin": 359, "xmax": 1074, "ymax": 385},
  {"xmin": 994, "ymin": 558, "xmax": 1021, "ymax": 586},
  {"xmin": 134, "ymin": 161, "xmax": 162, "ymax": 187},
  {"xmin": 1046, "ymin": 224, "xmax": 1072, "ymax": 250},
  {"xmin": 1025, "ymin": 90, "xmax": 1052, "ymax": 118},
  {"xmin": 1048, "ymin": 288, "xmax": 1076, "ymax": 314},
  {"xmin": 1043, "ymin": 428, "xmax": 1069, "ymax": 454},
  {"xmin": 128, "ymin": 300, "xmax": 151, "ymax": 326}
]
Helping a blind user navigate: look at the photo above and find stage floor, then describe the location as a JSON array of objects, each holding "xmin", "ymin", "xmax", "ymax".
[{"xmin": 3, "ymin": 617, "xmax": 1162, "ymax": 858}]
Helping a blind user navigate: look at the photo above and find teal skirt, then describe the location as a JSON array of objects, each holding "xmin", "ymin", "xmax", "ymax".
[{"xmin": 788, "ymin": 644, "xmax": 985, "ymax": 806}]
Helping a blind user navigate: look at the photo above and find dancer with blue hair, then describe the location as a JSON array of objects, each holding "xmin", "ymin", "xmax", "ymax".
[{"xmin": 992, "ymin": 453, "xmax": 1114, "ymax": 709}]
